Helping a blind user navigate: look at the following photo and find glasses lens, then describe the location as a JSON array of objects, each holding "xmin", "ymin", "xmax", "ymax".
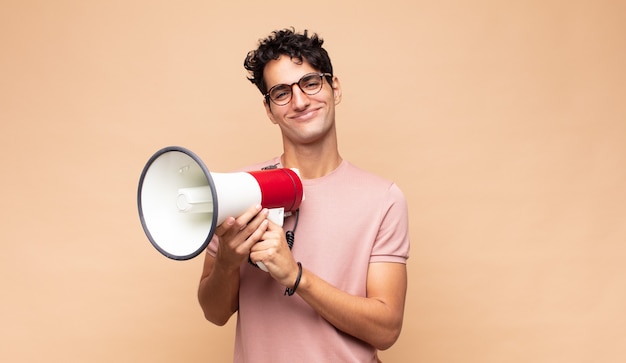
[
  {"xmin": 269, "ymin": 85, "xmax": 292, "ymax": 105},
  {"xmin": 299, "ymin": 73, "xmax": 324, "ymax": 95}
]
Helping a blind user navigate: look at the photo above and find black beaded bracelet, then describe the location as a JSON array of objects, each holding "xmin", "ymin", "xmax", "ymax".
[{"xmin": 284, "ymin": 262, "xmax": 302, "ymax": 296}]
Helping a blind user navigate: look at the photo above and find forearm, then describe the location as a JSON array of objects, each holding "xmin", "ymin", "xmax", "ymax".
[
  {"xmin": 197, "ymin": 255, "xmax": 240, "ymax": 326},
  {"xmin": 198, "ymin": 207, "xmax": 271, "ymax": 325},
  {"xmin": 295, "ymin": 264, "xmax": 407, "ymax": 350}
]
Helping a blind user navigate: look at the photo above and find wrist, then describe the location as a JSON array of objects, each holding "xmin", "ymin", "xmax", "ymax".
[
  {"xmin": 213, "ymin": 255, "xmax": 242, "ymax": 275},
  {"xmin": 284, "ymin": 262, "xmax": 302, "ymax": 296}
]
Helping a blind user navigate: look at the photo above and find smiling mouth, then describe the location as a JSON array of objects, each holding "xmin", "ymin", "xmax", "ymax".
[{"xmin": 292, "ymin": 107, "xmax": 320, "ymax": 121}]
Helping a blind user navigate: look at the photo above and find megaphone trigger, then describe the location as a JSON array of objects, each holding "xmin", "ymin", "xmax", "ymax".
[
  {"xmin": 267, "ymin": 208, "xmax": 285, "ymax": 226},
  {"xmin": 256, "ymin": 261, "xmax": 269, "ymax": 272}
]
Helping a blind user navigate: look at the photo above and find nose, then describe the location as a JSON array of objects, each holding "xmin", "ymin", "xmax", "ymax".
[{"xmin": 290, "ymin": 84, "xmax": 310, "ymax": 109}]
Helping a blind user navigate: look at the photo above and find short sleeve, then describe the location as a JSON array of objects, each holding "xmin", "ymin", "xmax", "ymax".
[{"xmin": 370, "ymin": 183, "xmax": 410, "ymax": 263}]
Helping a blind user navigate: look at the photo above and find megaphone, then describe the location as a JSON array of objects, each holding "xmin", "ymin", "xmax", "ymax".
[{"xmin": 137, "ymin": 146, "xmax": 304, "ymax": 264}]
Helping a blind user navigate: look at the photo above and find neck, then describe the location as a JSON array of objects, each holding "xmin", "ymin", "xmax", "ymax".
[
  {"xmin": 281, "ymin": 141, "xmax": 342, "ymax": 180},
  {"xmin": 281, "ymin": 151, "xmax": 342, "ymax": 180}
]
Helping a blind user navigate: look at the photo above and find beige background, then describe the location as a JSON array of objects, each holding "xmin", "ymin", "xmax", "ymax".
[{"xmin": 1, "ymin": 0, "xmax": 625, "ymax": 362}]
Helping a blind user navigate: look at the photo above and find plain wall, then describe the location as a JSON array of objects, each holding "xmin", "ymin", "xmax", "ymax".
[{"xmin": 1, "ymin": 0, "xmax": 625, "ymax": 362}]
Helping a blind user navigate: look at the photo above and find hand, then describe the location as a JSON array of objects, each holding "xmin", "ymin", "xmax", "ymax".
[
  {"xmin": 249, "ymin": 219, "xmax": 299, "ymax": 287},
  {"xmin": 213, "ymin": 205, "xmax": 269, "ymax": 271}
]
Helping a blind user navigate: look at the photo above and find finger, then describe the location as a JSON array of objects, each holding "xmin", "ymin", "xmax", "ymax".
[
  {"xmin": 214, "ymin": 216, "xmax": 236, "ymax": 236},
  {"xmin": 245, "ymin": 219, "xmax": 269, "ymax": 245},
  {"xmin": 231, "ymin": 204, "xmax": 263, "ymax": 231},
  {"xmin": 243, "ymin": 219, "xmax": 269, "ymax": 260},
  {"xmin": 228, "ymin": 212, "xmax": 269, "ymax": 256},
  {"xmin": 265, "ymin": 218, "xmax": 284, "ymax": 231},
  {"xmin": 215, "ymin": 205, "xmax": 262, "ymax": 236},
  {"xmin": 237, "ymin": 208, "xmax": 269, "ymax": 238}
]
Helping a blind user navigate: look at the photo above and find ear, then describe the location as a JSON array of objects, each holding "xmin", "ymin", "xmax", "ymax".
[
  {"xmin": 263, "ymin": 99, "xmax": 279, "ymax": 124},
  {"xmin": 331, "ymin": 76, "xmax": 342, "ymax": 105}
]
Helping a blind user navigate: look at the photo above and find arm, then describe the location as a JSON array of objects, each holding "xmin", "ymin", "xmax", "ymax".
[
  {"xmin": 295, "ymin": 262, "xmax": 407, "ymax": 350},
  {"xmin": 197, "ymin": 252, "xmax": 239, "ymax": 326},
  {"xmin": 197, "ymin": 205, "xmax": 270, "ymax": 325},
  {"xmin": 250, "ymin": 222, "xmax": 408, "ymax": 350}
]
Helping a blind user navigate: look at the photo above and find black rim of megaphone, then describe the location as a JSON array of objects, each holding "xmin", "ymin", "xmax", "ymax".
[{"xmin": 137, "ymin": 146, "xmax": 218, "ymax": 260}]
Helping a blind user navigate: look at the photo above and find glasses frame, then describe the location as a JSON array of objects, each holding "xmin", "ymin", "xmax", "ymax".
[{"xmin": 265, "ymin": 72, "xmax": 333, "ymax": 106}]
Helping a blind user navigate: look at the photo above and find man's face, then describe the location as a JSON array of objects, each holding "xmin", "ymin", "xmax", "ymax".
[{"xmin": 262, "ymin": 55, "xmax": 341, "ymax": 147}]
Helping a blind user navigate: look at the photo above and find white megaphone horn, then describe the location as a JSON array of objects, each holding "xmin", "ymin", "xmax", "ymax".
[{"xmin": 137, "ymin": 146, "xmax": 304, "ymax": 265}]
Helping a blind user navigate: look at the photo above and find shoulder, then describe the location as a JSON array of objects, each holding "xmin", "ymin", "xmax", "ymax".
[
  {"xmin": 311, "ymin": 161, "xmax": 407, "ymax": 212},
  {"xmin": 340, "ymin": 161, "xmax": 405, "ymax": 195}
]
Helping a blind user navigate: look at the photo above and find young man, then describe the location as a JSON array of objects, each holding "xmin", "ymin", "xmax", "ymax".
[{"xmin": 198, "ymin": 28, "xmax": 410, "ymax": 362}]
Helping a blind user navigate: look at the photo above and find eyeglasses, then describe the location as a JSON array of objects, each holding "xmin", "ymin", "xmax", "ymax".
[{"xmin": 265, "ymin": 72, "xmax": 332, "ymax": 106}]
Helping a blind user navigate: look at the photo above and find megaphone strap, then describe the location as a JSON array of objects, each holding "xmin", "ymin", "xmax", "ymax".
[{"xmin": 285, "ymin": 209, "xmax": 299, "ymax": 249}]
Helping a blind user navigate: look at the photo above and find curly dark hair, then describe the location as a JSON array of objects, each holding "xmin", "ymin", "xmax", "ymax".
[{"xmin": 244, "ymin": 28, "xmax": 334, "ymax": 96}]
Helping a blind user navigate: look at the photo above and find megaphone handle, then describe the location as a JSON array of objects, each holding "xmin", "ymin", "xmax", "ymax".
[
  {"xmin": 251, "ymin": 208, "xmax": 283, "ymax": 272},
  {"xmin": 267, "ymin": 208, "xmax": 285, "ymax": 226}
]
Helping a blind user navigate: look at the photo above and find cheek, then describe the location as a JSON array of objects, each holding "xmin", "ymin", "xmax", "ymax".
[
  {"xmin": 264, "ymin": 103, "xmax": 280, "ymax": 124},
  {"xmin": 268, "ymin": 111, "xmax": 282, "ymax": 125}
]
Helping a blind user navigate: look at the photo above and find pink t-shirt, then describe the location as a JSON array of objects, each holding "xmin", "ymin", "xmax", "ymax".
[{"xmin": 207, "ymin": 159, "xmax": 410, "ymax": 362}]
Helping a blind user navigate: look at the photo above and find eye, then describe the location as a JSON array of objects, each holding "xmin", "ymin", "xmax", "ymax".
[
  {"xmin": 301, "ymin": 75, "xmax": 321, "ymax": 90},
  {"xmin": 270, "ymin": 85, "xmax": 291, "ymax": 101}
]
